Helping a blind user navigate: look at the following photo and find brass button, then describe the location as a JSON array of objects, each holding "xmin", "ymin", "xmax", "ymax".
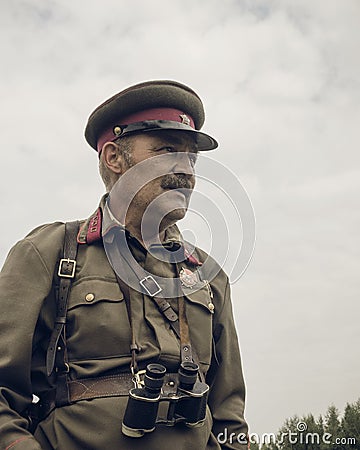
[
  {"xmin": 208, "ymin": 302, "xmax": 215, "ymax": 313},
  {"xmin": 85, "ymin": 293, "xmax": 95, "ymax": 302},
  {"xmin": 113, "ymin": 126, "xmax": 122, "ymax": 136}
]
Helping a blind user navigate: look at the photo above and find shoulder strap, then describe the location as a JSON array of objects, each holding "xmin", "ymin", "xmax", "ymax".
[{"xmin": 46, "ymin": 221, "xmax": 79, "ymax": 376}]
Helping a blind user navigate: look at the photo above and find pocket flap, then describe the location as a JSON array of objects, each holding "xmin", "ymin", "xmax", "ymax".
[{"xmin": 68, "ymin": 278, "xmax": 124, "ymax": 310}]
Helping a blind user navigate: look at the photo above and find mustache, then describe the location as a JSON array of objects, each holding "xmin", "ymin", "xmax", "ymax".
[{"xmin": 160, "ymin": 174, "xmax": 193, "ymax": 190}]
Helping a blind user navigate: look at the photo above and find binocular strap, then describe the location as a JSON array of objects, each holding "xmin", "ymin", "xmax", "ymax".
[{"xmin": 105, "ymin": 227, "xmax": 204, "ymax": 382}]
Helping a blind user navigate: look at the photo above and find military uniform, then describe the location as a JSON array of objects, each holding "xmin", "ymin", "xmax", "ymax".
[{"xmin": 0, "ymin": 80, "xmax": 248, "ymax": 449}]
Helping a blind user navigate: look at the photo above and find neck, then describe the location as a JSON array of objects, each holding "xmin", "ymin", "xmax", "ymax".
[
  {"xmin": 107, "ymin": 196, "xmax": 176, "ymax": 247},
  {"xmin": 125, "ymin": 221, "xmax": 167, "ymax": 248}
]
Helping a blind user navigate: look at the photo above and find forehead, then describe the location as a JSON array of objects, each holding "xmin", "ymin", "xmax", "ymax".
[{"xmin": 132, "ymin": 130, "xmax": 199, "ymax": 151}]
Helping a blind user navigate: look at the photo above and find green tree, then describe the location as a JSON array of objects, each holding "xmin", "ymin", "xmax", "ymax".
[
  {"xmin": 324, "ymin": 404, "xmax": 342, "ymax": 450},
  {"xmin": 316, "ymin": 415, "xmax": 327, "ymax": 450},
  {"xmin": 274, "ymin": 414, "xmax": 310, "ymax": 450},
  {"xmin": 301, "ymin": 414, "xmax": 322, "ymax": 450},
  {"xmin": 261, "ymin": 444, "xmax": 273, "ymax": 450},
  {"xmin": 256, "ymin": 399, "xmax": 360, "ymax": 450},
  {"xmin": 341, "ymin": 399, "xmax": 360, "ymax": 449},
  {"xmin": 250, "ymin": 441, "xmax": 261, "ymax": 450}
]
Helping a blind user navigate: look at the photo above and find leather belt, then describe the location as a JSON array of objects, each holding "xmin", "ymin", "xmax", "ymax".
[
  {"xmin": 69, "ymin": 372, "xmax": 179, "ymax": 401},
  {"xmin": 30, "ymin": 372, "xmax": 180, "ymax": 425}
]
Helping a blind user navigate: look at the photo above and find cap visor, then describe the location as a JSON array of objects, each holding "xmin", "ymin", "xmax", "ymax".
[{"xmin": 119, "ymin": 120, "xmax": 218, "ymax": 151}]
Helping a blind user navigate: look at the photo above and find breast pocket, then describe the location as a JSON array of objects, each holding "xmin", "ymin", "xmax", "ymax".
[
  {"xmin": 182, "ymin": 281, "xmax": 214, "ymax": 372},
  {"xmin": 66, "ymin": 278, "xmax": 130, "ymax": 361}
]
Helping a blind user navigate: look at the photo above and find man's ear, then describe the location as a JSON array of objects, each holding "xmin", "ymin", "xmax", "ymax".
[{"xmin": 101, "ymin": 142, "xmax": 123, "ymax": 174}]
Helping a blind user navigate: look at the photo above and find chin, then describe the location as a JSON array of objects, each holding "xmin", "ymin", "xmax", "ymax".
[{"xmin": 162, "ymin": 208, "xmax": 187, "ymax": 226}]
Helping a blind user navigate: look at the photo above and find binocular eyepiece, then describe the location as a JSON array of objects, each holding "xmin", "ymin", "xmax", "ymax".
[
  {"xmin": 143, "ymin": 363, "xmax": 167, "ymax": 392},
  {"xmin": 178, "ymin": 361, "xmax": 199, "ymax": 389},
  {"xmin": 122, "ymin": 362, "xmax": 209, "ymax": 438}
]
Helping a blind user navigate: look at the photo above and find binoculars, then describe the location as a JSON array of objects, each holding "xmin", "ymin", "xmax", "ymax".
[{"xmin": 122, "ymin": 361, "xmax": 209, "ymax": 438}]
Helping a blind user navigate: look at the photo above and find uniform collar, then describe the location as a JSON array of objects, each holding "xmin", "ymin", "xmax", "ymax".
[
  {"xmin": 77, "ymin": 194, "xmax": 201, "ymax": 266},
  {"xmin": 77, "ymin": 195, "xmax": 107, "ymax": 245}
]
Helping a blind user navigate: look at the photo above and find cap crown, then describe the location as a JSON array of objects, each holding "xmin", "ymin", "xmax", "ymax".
[{"xmin": 85, "ymin": 80, "xmax": 207, "ymax": 151}]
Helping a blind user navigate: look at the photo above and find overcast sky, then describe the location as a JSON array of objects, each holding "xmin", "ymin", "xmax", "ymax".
[{"xmin": 1, "ymin": 0, "xmax": 359, "ymax": 440}]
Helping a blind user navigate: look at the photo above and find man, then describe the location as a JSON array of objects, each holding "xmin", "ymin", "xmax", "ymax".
[{"xmin": 0, "ymin": 80, "xmax": 248, "ymax": 449}]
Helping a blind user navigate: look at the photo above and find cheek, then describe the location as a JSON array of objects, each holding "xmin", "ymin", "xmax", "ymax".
[{"xmin": 134, "ymin": 179, "xmax": 162, "ymax": 203}]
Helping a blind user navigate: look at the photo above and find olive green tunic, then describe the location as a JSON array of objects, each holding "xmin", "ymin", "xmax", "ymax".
[{"xmin": 0, "ymin": 198, "xmax": 248, "ymax": 449}]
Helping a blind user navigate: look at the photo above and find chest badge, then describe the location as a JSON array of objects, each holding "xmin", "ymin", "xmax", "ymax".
[{"xmin": 179, "ymin": 267, "xmax": 198, "ymax": 288}]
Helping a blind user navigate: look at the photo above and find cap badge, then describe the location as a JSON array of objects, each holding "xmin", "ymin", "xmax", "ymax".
[
  {"xmin": 179, "ymin": 114, "xmax": 191, "ymax": 126},
  {"xmin": 179, "ymin": 267, "xmax": 198, "ymax": 288}
]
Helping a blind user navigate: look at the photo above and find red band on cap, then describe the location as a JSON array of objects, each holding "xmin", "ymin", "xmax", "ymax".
[{"xmin": 97, "ymin": 108, "xmax": 195, "ymax": 152}]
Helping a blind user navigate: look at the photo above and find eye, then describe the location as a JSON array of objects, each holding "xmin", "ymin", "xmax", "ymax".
[{"xmin": 159, "ymin": 146, "xmax": 176, "ymax": 153}]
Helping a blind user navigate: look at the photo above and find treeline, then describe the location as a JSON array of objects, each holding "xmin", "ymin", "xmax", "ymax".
[{"xmin": 251, "ymin": 398, "xmax": 359, "ymax": 450}]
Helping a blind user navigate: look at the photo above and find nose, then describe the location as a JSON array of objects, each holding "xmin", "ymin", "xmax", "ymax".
[{"xmin": 172, "ymin": 152, "xmax": 195, "ymax": 177}]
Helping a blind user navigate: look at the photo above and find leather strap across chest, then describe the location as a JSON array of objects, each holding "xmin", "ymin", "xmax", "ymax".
[
  {"xmin": 46, "ymin": 221, "xmax": 80, "ymax": 376},
  {"xmin": 105, "ymin": 227, "xmax": 202, "ymax": 377}
]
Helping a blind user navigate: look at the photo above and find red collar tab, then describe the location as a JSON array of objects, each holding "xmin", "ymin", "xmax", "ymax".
[
  {"xmin": 77, "ymin": 208, "xmax": 103, "ymax": 244},
  {"xmin": 86, "ymin": 208, "xmax": 102, "ymax": 243},
  {"xmin": 97, "ymin": 107, "xmax": 195, "ymax": 152},
  {"xmin": 184, "ymin": 248, "xmax": 202, "ymax": 266}
]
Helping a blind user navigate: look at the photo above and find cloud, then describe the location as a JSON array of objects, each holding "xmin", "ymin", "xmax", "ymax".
[{"xmin": 0, "ymin": 0, "xmax": 359, "ymax": 437}]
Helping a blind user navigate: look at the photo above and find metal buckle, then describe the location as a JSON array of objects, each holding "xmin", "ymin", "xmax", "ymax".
[
  {"xmin": 55, "ymin": 362, "xmax": 70, "ymax": 374},
  {"xmin": 139, "ymin": 276, "xmax": 162, "ymax": 297},
  {"xmin": 58, "ymin": 258, "xmax": 76, "ymax": 278},
  {"xmin": 132, "ymin": 369, "xmax": 146, "ymax": 388}
]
